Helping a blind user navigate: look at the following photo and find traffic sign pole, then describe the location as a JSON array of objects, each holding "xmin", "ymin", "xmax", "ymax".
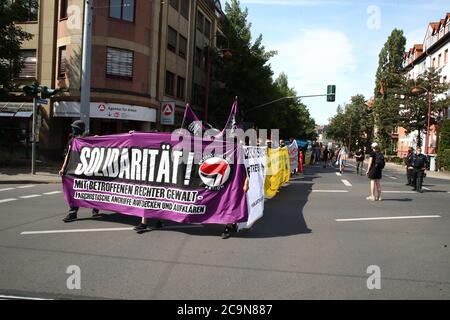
[{"xmin": 31, "ymin": 98, "xmax": 37, "ymax": 175}]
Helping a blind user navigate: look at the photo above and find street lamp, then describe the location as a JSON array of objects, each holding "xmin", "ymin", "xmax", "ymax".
[{"xmin": 411, "ymin": 85, "xmax": 432, "ymax": 156}]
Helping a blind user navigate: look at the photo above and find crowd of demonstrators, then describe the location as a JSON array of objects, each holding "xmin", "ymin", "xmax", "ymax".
[
  {"xmin": 59, "ymin": 120, "xmax": 252, "ymax": 240},
  {"xmin": 366, "ymin": 143, "xmax": 384, "ymax": 201}
]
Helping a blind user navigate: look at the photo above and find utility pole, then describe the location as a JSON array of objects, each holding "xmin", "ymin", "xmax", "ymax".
[
  {"xmin": 80, "ymin": 0, "xmax": 94, "ymax": 133},
  {"xmin": 31, "ymin": 97, "xmax": 37, "ymax": 174}
]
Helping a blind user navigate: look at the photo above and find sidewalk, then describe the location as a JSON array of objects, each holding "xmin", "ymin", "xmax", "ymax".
[{"xmin": 0, "ymin": 166, "xmax": 61, "ymax": 184}]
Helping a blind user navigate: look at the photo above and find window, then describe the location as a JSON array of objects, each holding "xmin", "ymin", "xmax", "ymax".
[
  {"xmin": 109, "ymin": 0, "xmax": 135, "ymax": 22},
  {"xmin": 60, "ymin": 0, "xmax": 68, "ymax": 19},
  {"xmin": 178, "ymin": 35, "xmax": 187, "ymax": 58},
  {"xmin": 167, "ymin": 27, "xmax": 177, "ymax": 53},
  {"xmin": 169, "ymin": 0, "xmax": 178, "ymax": 10},
  {"xmin": 177, "ymin": 76, "xmax": 185, "ymax": 99},
  {"xmin": 438, "ymin": 54, "xmax": 441, "ymax": 67},
  {"xmin": 204, "ymin": 19, "xmax": 211, "ymax": 39},
  {"xmin": 443, "ymin": 76, "xmax": 447, "ymax": 84},
  {"xmin": 193, "ymin": 84, "xmax": 204, "ymax": 106},
  {"xmin": 197, "ymin": 11, "xmax": 204, "ymax": 32},
  {"xmin": 180, "ymin": 0, "xmax": 189, "ymax": 19},
  {"xmin": 58, "ymin": 46, "xmax": 67, "ymax": 78},
  {"xmin": 432, "ymin": 58, "xmax": 436, "ymax": 67},
  {"xmin": 16, "ymin": 50, "xmax": 36, "ymax": 79},
  {"xmin": 106, "ymin": 47, "xmax": 134, "ymax": 78},
  {"xmin": 17, "ymin": 0, "xmax": 38, "ymax": 21},
  {"xmin": 165, "ymin": 71, "xmax": 175, "ymax": 96},
  {"xmin": 445, "ymin": 49, "xmax": 448, "ymax": 64},
  {"xmin": 195, "ymin": 47, "xmax": 202, "ymax": 68}
]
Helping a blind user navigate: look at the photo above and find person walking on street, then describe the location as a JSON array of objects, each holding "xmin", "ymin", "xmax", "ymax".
[
  {"xmin": 60, "ymin": 120, "xmax": 100, "ymax": 222},
  {"xmin": 355, "ymin": 148, "xmax": 365, "ymax": 175},
  {"xmin": 412, "ymin": 147, "xmax": 428, "ymax": 193},
  {"xmin": 339, "ymin": 146, "xmax": 348, "ymax": 174},
  {"xmin": 366, "ymin": 143, "xmax": 384, "ymax": 201},
  {"xmin": 322, "ymin": 146, "xmax": 329, "ymax": 168},
  {"xmin": 404, "ymin": 147, "xmax": 415, "ymax": 186}
]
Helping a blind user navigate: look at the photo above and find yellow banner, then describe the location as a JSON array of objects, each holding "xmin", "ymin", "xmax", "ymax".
[{"xmin": 264, "ymin": 147, "xmax": 290, "ymax": 199}]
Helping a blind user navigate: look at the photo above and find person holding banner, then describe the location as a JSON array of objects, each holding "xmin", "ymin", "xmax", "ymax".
[
  {"xmin": 60, "ymin": 120, "xmax": 100, "ymax": 222},
  {"xmin": 222, "ymin": 176, "xmax": 249, "ymax": 239}
]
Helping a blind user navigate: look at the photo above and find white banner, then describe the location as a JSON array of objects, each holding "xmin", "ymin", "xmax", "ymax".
[
  {"xmin": 288, "ymin": 140, "xmax": 299, "ymax": 174},
  {"xmin": 238, "ymin": 146, "xmax": 267, "ymax": 231},
  {"xmin": 53, "ymin": 101, "xmax": 156, "ymax": 122}
]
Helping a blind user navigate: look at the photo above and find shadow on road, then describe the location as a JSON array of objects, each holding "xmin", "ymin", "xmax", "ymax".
[{"xmin": 71, "ymin": 166, "xmax": 318, "ymax": 239}]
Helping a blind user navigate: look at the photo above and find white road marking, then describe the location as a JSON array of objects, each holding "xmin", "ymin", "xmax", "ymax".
[
  {"xmin": 382, "ymin": 191, "xmax": 417, "ymax": 194},
  {"xmin": 17, "ymin": 185, "xmax": 35, "ymax": 189},
  {"xmin": 341, "ymin": 179, "xmax": 352, "ymax": 187},
  {"xmin": 336, "ymin": 215, "xmax": 441, "ymax": 222},
  {"xmin": 21, "ymin": 225, "xmax": 204, "ymax": 235},
  {"xmin": 0, "ymin": 188, "xmax": 14, "ymax": 192},
  {"xmin": 389, "ymin": 176, "xmax": 398, "ymax": 180},
  {"xmin": 43, "ymin": 191, "xmax": 62, "ymax": 195},
  {"xmin": 422, "ymin": 187, "xmax": 431, "ymax": 191},
  {"xmin": 336, "ymin": 172, "xmax": 342, "ymax": 176},
  {"xmin": 312, "ymin": 190, "xmax": 349, "ymax": 193},
  {"xmin": 19, "ymin": 194, "xmax": 41, "ymax": 199},
  {"xmin": 21, "ymin": 227, "xmax": 135, "ymax": 235},
  {"xmin": 0, "ymin": 294, "xmax": 51, "ymax": 300},
  {"xmin": 0, "ymin": 198, "xmax": 17, "ymax": 203}
]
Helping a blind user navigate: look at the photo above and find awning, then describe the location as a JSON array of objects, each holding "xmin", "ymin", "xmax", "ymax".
[{"xmin": 0, "ymin": 102, "xmax": 33, "ymax": 118}]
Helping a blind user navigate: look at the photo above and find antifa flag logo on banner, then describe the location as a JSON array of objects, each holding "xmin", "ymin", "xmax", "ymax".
[{"xmin": 198, "ymin": 157, "xmax": 231, "ymax": 190}]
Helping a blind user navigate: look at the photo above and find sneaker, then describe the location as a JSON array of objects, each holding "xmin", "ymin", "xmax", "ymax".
[
  {"xmin": 366, "ymin": 196, "xmax": 375, "ymax": 201},
  {"xmin": 221, "ymin": 227, "xmax": 231, "ymax": 239},
  {"xmin": 91, "ymin": 209, "xmax": 101, "ymax": 218},
  {"xmin": 63, "ymin": 212, "xmax": 77, "ymax": 222},
  {"xmin": 133, "ymin": 223, "xmax": 148, "ymax": 233},
  {"xmin": 154, "ymin": 220, "xmax": 163, "ymax": 229},
  {"xmin": 376, "ymin": 196, "xmax": 382, "ymax": 201}
]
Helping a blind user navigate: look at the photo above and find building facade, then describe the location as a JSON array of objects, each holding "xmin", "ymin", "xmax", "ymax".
[
  {"xmin": 399, "ymin": 12, "xmax": 450, "ymax": 161},
  {"xmin": 2, "ymin": 0, "xmax": 224, "ymax": 161}
]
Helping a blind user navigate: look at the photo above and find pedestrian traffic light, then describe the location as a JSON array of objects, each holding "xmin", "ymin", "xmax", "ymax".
[
  {"xmin": 40, "ymin": 86, "xmax": 59, "ymax": 99},
  {"xmin": 327, "ymin": 85, "xmax": 336, "ymax": 102},
  {"xmin": 22, "ymin": 81, "xmax": 39, "ymax": 97}
]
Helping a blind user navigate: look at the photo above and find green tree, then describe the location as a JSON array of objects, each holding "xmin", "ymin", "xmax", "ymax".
[
  {"xmin": 438, "ymin": 119, "xmax": 450, "ymax": 170},
  {"xmin": 373, "ymin": 29, "xmax": 407, "ymax": 153},
  {"xmin": 0, "ymin": 0, "xmax": 38, "ymax": 98},
  {"xmin": 399, "ymin": 67, "xmax": 450, "ymax": 148}
]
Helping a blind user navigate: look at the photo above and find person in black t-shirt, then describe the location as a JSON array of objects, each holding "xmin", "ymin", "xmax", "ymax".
[
  {"xmin": 404, "ymin": 147, "xmax": 414, "ymax": 186},
  {"xmin": 355, "ymin": 148, "xmax": 365, "ymax": 175},
  {"xmin": 366, "ymin": 143, "xmax": 383, "ymax": 201},
  {"xmin": 60, "ymin": 120, "xmax": 100, "ymax": 222}
]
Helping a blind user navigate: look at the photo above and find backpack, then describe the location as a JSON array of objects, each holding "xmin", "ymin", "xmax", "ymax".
[{"xmin": 375, "ymin": 152, "xmax": 385, "ymax": 169}]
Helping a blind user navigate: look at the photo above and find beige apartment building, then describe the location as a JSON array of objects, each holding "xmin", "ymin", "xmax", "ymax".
[{"xmin": 2, "ymin": 0, "xmax": 224, "ymax": 160}]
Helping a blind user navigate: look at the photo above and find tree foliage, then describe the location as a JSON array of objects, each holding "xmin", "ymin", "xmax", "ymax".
[
  {"xmin": 209, "ymin": 0, "xmax": 315, "ymax": 139},
  {"xmin": 373, "ymin": 29, "xmax": 406, "ymax": 152},
  {"xmin": 0, "ymin": 0, "xmax": 38, "ymax": 97}
]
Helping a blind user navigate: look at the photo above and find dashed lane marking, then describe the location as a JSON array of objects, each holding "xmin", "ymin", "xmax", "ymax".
[
  {"xmin": 0, "ymin": 198, "xmax": 17, "ymax": 203},
  {"xmin": 336, "ymin": 215, "xmax": 441, "ymax": 222},
  {"xmin": 341, "ymin": 179, "xmax": 352, "ymax": 187},
  {"xmin": 0, "ymin": 188, "xmax": 14, "ymax": 192},
  {"xmin": 16, "ymin": 185, "xmax": 36, "ymax": 189},
  {"xmin": 43, "ymin": 191, "xmax": 62, "ymax": 195},
  {"xmin": 19, "ymin": 194, "xmax": 42, "ymax": 199}
]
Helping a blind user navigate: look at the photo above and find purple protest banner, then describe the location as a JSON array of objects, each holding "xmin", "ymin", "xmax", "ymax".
[{"xmin": 62, "ymin": 132, "xmax": 248, "ymax": 224}]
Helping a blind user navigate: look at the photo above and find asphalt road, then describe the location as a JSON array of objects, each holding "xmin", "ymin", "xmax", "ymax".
[{"xmin": 1, "ymin": 162, "xmax": 450, "ymax": 300}]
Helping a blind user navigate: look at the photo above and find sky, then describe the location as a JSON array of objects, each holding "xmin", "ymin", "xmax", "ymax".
[{"xmin": 220, "ymin": 0, "xmax": 450, "ymax": 125}]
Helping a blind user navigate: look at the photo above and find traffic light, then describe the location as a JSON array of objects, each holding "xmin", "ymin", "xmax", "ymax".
[
  {"xmin": 40, "ymin": 86, "xmax": 59, "ymax": 99},
  {"xmin": 327, "ymin": 85, "xmax": 336, "ymax": 102},
  {"xmin": 22, "ymin": 81, "xmax": 39, "ymax": 97}
]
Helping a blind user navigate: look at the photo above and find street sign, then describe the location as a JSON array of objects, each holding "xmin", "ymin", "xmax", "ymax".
[
  {"xmin": 37, "ymin": 99, "xmax": 48, "ymax": 105},
  {"xmin": 160, "ymin": 102, "xmax": 175, "ymax": 125}
]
